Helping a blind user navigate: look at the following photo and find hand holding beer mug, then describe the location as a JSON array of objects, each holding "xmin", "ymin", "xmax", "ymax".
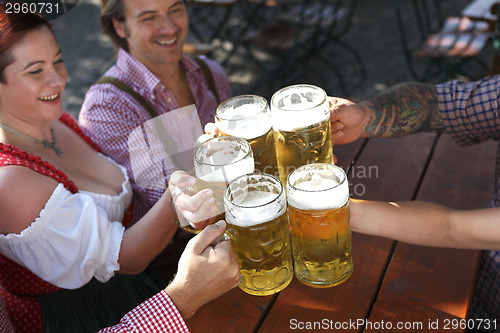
[
  {"xmin": 271, "ymin": 84, "xmax": 333, "ymax": 185},
  {"xmin": 215, "ymin": 95, "xmax": 279, "ymax": 177},
  {"xmin": 224, "ymin": 173, "xmax": 293, "ymax": 296},
  {"xmin": 174, "ymin": 136, "xmax": 254, "ymax": 234},
  {"xmin": 169, "ymin": 170, "xmax": 218, "ymax": 231},
  {"xmin": 287, "ymin": 163, "xmax": 353, "ymax": 288}
]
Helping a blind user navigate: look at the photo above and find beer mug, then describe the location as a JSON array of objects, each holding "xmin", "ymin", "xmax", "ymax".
[
  {"xmin": 270, "ymin": 84, "xmax": 333, "ymax": 185},
  {"xmin": 215, "ymin": 95, "xmax": 279, "ymax": 177},
  {"xmin": 286, "ymin": 163, "xmax": 352, "ymax": 288},
  {"xmin": 177, "ymin": 136, "xmax": 254, "ymax": 234},
  {"xmin": 224, "ymin": 173, "xmax": 293, "ymax": 296}
]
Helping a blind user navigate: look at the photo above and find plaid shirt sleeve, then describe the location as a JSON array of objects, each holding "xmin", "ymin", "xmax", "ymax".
[
  {"xmin": 79, "ymin": 51, "xmax": 232, "ymax": 222},
  {"xmin": 0, "ymin": 297, "xmax": 14, "ymax": 333},
  {"xmin": 436, "ymin": 76, "xmax": 500, "ymax": 146},
  {"xmin": 79, "ymin": 85, "xmax": 164, "ymax": 218},
  {"xmin": 98, "ymin": 290, "xmax": 190, "ymax": 333}
]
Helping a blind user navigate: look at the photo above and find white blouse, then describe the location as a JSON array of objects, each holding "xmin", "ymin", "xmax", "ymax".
[{"xmin": 0, "ymin": 155, "xmax": 132, "ymax": 289}]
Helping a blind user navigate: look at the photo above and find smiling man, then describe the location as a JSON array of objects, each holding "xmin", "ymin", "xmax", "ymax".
[{"xmin": 79, "ymin": 0, "xmax": 231, "ymax": 223}]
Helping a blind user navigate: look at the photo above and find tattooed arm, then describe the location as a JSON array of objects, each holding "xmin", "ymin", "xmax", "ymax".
[
  {"xmin": 330, "ymin": 82, "xmax": 444, "ymax": 144},
  {"xmin": 363, "ymin": 82, "xmax": 443, "ymax": 137}
]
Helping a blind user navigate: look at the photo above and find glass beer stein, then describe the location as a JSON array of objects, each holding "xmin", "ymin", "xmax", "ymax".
[
  {"xmin": 270, "ymin": 84, "xmax": 333, "ymax": 185},
  {"xmin": 215, "ymin": 95, "xmax": 279, "ymax": 177},
  {"xmin": 286, "ymin": 163, "xmax": 352, "ymax": 288},
  {"xmin": 224, "ymin": 173, "xmax": 293, "ymax": 296},
  {"xmin": 176, "ymin": 136, "xmax": 254, "ymax": 234}
]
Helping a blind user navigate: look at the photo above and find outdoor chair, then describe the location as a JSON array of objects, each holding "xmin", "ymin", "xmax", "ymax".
[
  {"xmin": 186, "ymin": 0, "xmax": 239, "ymax": 43},
  {"xmin": 488, "ymin": 2, "xmax": 500, "ymax": 74},
  {"xmin": 393, "ymin": 0, "xmax": 493, "ymax": 82},
  {"xmin": 183, "ymin": 42, "xmax": 216, "ymax": 56},
  {"xmin": 231, "ymin": 0, "xmax": 365, "ymax": 97}
]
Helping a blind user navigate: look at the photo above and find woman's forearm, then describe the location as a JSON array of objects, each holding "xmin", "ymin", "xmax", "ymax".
[
  {"xmin": 350, "ymin": 199, "xmax": 452, "ymax": 246},
  {"xmin": 118, "ymin": 191, "xmax": 178, "ymax": 274},
  {"xmin": 448, "ymin": 207, "xmax": 500, "ymax": 250},
  {"xmin": 350, "ymin": 199, "xmax": 500, "ymax": 250}
]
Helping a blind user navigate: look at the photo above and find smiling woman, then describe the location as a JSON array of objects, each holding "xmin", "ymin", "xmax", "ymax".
[
  {"xmin": 0, "ymin": 26, "xmax": 67, "ymax": 142},
  {"xmin": 0, "ymin": 4, "xmax": 196, "ymax": 333}
]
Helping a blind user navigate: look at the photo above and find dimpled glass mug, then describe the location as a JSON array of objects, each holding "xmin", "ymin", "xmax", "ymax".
[
  {"xmin": 286, "ymin": 163, "xmax": 352, "ymax": 288},
  {"xmin": 176, "ymin": 136, "xmax": 254, "ymax": 234},
  {"xmin": 270, "ymin": 84, "xmax": 333, "ymax": 186},
  {"xmin": 224, "ymin": 173, "xmax": 293, "ymax": 296},
  {"xmin": 215, "ymin": 94, "xmax": 279, "ymax": 178}
]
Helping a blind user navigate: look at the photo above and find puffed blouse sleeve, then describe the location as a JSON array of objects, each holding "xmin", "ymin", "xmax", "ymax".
[{"xmin": 0, "ymin": 183, "xmax": 125, "ymax": 289}]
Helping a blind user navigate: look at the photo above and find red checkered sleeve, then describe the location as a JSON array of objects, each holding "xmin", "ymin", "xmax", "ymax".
[
  {"xmin": 98, "ymin": 290, "xmax": 190, "ymax": 332},
  {"xmin": 0, "ymin": 297, "xmax": 14, "ymax": 333}
]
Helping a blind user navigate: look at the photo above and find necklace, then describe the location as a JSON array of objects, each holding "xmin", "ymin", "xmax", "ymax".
[{"xmin": 0, "ymin": 122, "xmax": 65, "ymax": 157}]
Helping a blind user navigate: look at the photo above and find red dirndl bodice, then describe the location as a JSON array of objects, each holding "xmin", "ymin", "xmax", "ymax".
[{"xmin": 0, "ymin": 113, "xmax": 132, "ymax": 332}]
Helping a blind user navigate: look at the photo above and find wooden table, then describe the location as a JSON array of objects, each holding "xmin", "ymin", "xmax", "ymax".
[{"xmin": 186, "ymin": 132, "xmax": 497, "ymax": 332}]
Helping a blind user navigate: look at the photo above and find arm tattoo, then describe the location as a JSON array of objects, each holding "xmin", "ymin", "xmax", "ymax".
[{"xmin": 363, "ymin": 82, "xmax": 443, "ymax": 137}]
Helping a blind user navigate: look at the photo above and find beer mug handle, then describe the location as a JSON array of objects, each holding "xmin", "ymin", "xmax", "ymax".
[{"xmin": 211, "ymin": 231, "xmax": 233, "ymax": 247}]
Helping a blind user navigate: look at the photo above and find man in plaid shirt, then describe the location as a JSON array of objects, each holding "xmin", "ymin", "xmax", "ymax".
[
  {"xmin": 79, "ymin": 0, "xmax": 232, "ymax": 222},
  {"xmin": 1, "ymin": 221, "xmax": 239, "ymax": 333},
  {"xmin": 330, "ymin": 76, "xmax": 500, "ymax": 330}
]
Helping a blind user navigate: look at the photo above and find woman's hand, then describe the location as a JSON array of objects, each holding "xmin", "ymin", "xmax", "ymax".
[
  {"xmin": 169, "ymin": 170, "xmax": 217, "ymax": 230},
  {"xmin": 204, "ymin": 122, "xmax": 219, "ymax": 136}
]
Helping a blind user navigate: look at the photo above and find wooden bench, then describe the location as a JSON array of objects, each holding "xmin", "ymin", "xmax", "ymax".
[
  {"xmin": 394, "ymin": 0, "xmax": 493, "ymax": 82},
  {"xmin": 462, "ymin": 0, "xmax": 499, "ymax": 24},
  {"xmin": 183, "ymin": 42, "xmax": 215, "ymax": 56},
  {"xmin": 414, "ymin": 17, "xmax": 491, "ymax": 58}
]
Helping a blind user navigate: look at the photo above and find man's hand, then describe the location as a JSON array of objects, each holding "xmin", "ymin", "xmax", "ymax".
[
  {"xmin": 165, "ymin": 221, "xmax": 240, "ymax": 318},
  {"xmin": 329, "ymin": 96, "xmax": 372, "ymax": 145}
]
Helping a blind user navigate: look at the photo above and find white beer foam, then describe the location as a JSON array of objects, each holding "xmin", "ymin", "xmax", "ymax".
[
  {"xmin": 223, "ymin": 103, "xmax": 263, "ymax": 118},
  {"xmin": 271, "ymin": 104, "xmax": 328, "ymax": 132},
  {"xmin": 226, "ymin": 191, "xmax": 283, "ymax": 227},
  {"xmin": 218, "ymin": 103, "xmax": 271, "ymax": 139},
  {"xmin": 196, "ymin": 141, "xmax": 255, "ymax": 182},
  {"xmin": 288, "ymin": 175, "xmax": 349, "ymax": 210},
  {"xmin": 198, "ymin": 158, "xmax": 254, "ymax": 183},
  {"xmin": 271, "ymin": 87, "xmax": 328, "ymax": 131}
]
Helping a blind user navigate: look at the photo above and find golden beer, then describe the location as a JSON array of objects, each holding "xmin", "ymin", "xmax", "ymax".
[
  {"xmin": 274, "ymin": 119, "xmax": 333, "ymax": 186},
  {"xmin": 271, "ymin": 84, "xmax": 333, "ymax": 185},
  {"xmin": 288, "ymin": 202, "xmax": 352, "ymax": 287},
  {"xmin": 220, "ymin": 128, "xmax": 278, "ymax": 177},
  {"xmin": 287, "ymin": 163, "xmax": 353, "ymax": 288},
  {"xmin": 216, "ymin": 95, "xmax": 279, "ymax": 177},
  {"xmin": 175, "ymin": 136, "xmax": 254, "ymax": 234},
  {"xmin": 224, "ymin": 173, "xmax": 293, "ymax": 296}
]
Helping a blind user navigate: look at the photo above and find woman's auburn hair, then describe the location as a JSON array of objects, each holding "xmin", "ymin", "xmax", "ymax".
[{"xmin": 0, "ymin": 4, "xmax": 52, "ymax": 83}]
